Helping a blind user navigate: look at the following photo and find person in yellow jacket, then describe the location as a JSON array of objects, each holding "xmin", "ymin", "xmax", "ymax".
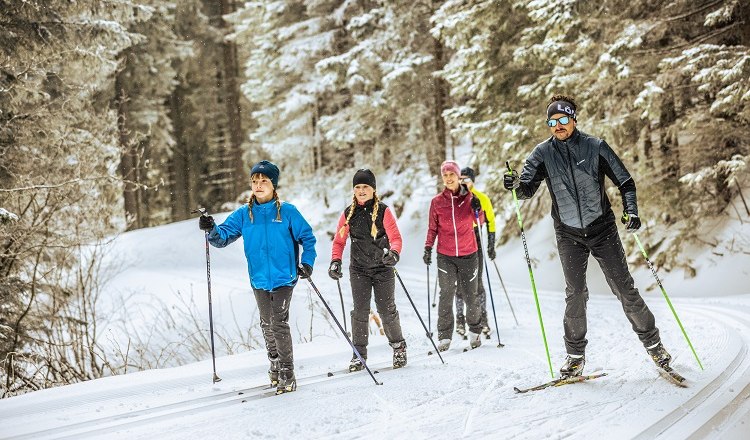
[{"xmin": 455, "ymin": 166, "xmax": 496, "ymax": 338}]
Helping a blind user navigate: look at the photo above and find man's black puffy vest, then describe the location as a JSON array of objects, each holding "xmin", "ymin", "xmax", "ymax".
[{"xmin": 344, "ymin": 199, "xmax": 390, "ymax": 270}]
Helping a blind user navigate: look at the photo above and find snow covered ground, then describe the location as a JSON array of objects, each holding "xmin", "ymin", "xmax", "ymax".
[{"xmin": 2, "ymin": 174, "xmax": 750, "ymax": 439}]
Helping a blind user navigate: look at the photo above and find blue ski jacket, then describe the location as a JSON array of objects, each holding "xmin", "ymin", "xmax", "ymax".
[{"xmin": 207, "ymin": 200, "xmax": 317, "ymax": 291}]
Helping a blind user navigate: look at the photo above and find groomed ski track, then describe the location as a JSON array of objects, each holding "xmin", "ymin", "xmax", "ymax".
[{"xmin": 1, "ymin": 272, "xmax": 749, "ymax": 439}]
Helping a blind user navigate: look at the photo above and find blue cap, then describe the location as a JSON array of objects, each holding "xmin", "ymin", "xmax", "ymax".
[{"xmin": 250, "ymin": 160, "xmax": 280, "ymax": 188}]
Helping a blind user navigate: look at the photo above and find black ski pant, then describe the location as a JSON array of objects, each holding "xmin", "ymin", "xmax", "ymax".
[
  {"xmin": 254, "ymin": 285, "xmax": 294, "ymax": 369},
  {"xmin": 349, "ymin": 265, "xmax": 404, "ymax": 358},
  {"xmin": 437, "ymin": 252, "xmax": 481, "ymax": 340},
  {"xmin": 556, "ymin": 222, "xmax": 660, "ymax": 356},
  {"xmin": 456, "ymin": 229, "xmax": 489, "ymax": 328}
]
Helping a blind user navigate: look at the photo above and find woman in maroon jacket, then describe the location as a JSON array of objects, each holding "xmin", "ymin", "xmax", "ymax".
[
  {"xmin": 328, "ymin": 169, "xmax": 407, "ymax": 371},
  {"xmin": 424, "ymin": 160, "xmax": 483, "ymax": 352}
]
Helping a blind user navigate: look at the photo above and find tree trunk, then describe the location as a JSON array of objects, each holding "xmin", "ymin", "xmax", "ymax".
[
  {"xmin": 429, "ymin": 32, "xmax": 448, "ymax": 192},
  {"xmin": 220, "ymin": 0, "xmax": 245, "ymax": 196},
  {"xmin": 169, "ymin": 86, "xmax": 191, "ymax": 221},
  {"xmin": 115, "ymin": 60, "xmax": 141, "ymax": 231}
]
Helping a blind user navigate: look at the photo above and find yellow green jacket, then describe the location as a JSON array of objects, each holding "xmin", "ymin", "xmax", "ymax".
[{"xmin": 471, "ymin": 187, "xmax": 496, "ymax": 233}]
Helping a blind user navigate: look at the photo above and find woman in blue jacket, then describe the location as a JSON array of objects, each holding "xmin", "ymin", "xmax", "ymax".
[{"xmin": 198, "ymin": 160, "xmax": 317, "ymax": 394}]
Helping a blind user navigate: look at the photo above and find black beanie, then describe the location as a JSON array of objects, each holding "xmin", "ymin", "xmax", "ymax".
[
  {"xmin": 460, "ymin": 167, "xmax": 476, "ymax": 181},
  {"xmin": 352, "ymin": 168, "xmax": 376, "ymax": 189}
]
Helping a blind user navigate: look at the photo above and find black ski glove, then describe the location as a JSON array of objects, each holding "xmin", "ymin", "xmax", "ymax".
[
  {"xmin": 470, "ymin": 195, "xmax": 481, "ymax": 212},
  {"xmin": 621, "ymin": 211, "xmax": 641, "ymax": 233},
  {"xmin": 423, "ymin": 246, "xmax": 432, "ymax": 266},
  {"xmin": 298, "ymin": 263, "xmax": 313, "ymax": 279},
  {"xmin": 503, "ymin": 170, "xmax": 520, "ymax": 190},
  {"xmin": 199, "ymin": 215, "xmax": 215, "ymax": 231},
  {"xmin": 382, "ymin": 250, "xmax": 399, "ymax": 267},
  {"xmin": 487, "ymin": 232, "xmax": 496, "ymax": 260},
  {"xmin": 328, "ymin": 260, "xmax": 343, "ymax": 280}
]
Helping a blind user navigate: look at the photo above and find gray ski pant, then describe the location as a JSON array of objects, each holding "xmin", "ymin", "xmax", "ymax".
[
  {"xmin": 456, "ymin": 229, "xmax": 489, "ymax": 328},
  {"xmin": 254, "ymin": 285, "xmax": 294, "ymax": 369},
  {"xmin": 437, "ymin": 252, "xmax": 481, "ymax": 340},
  {"xmin": 556, "ymin": 222, "xmax": 660, "ymax": 356},
  {"xmin": 349, "ymin": 265, "xmax": 404, "ymax": 358}
]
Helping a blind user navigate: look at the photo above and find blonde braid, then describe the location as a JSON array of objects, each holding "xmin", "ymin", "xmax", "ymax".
[
  {"xmin": 338, "ymin": 194, "xmax": 357, "ymax": 238},
  {"xmin": 247, "ymin": 194, "xmax": 256, "ymax": 222},
  {"xmin": 274, "ymin": 190, "xmax": 282, "ymax": 222},
  {"xmin": 370, "ymin": 193, "xmax": 380, "ymax": 239}
]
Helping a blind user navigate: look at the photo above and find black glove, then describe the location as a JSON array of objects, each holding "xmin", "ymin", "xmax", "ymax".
[
  {"xmin": 328, "ymin": 259, "xmax": 343, "ymax": 280},
  {"xmin": 503, "ymin": 170, "xmax": 520, "ymax": 190},
  {"xmin": 382, "ymin": 250, "xmax": 399, "ymax": 267},
  {"xmin": 199, "ymin": 215, "xmax": 215, "ymax": 231},
  {"xmin": 471, "ymin": 195, "xmax": 481, "ymax": 212},
  {"xmin": 621, "ymin": 212, "xmax": 641, "ymax": 232},
  {"xmin": 298, "ymin": 263, "xmax": 313, "ymax": 279},
  {"xmin": 487, "ymin": 232, "xmax": 496, "ymax": 260},
  {"xmin": 423, "ymin": 246, "xmax": 432, "ymax": 265}
]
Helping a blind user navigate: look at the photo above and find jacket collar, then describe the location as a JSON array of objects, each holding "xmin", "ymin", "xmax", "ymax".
[{"xmin": 552, "ymin": 128, "xmax": 581, "ymax": 147}]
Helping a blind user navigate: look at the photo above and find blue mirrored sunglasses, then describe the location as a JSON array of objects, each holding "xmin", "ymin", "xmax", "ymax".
[{"xmin": 547, "ymin": 116, "xmax": 572, "ymax": 127}]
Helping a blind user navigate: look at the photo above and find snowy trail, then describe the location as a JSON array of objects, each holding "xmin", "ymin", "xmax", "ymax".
[{"xmin": 2, "ymin": 257, "xmax": 749, "ymax": 439}]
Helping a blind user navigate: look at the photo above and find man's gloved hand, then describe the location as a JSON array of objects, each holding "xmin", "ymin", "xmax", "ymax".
[
  {"xmin": 328, "ymin": 259, "xmax": 343, "ymax": 280},
  {"xmin": 487, "ymin": 232, "xmax": 496, "ymax": 260},
  {"xmin": 503, "ymin": 170, "xmax": 520, "ymax": 191},
  {"xmin": 423, "ymin": 246, "xmax": 432, "ymax": 266},
  {"xmin": 621, "ymin": 211, "xmax": 641, "ymax": 233},
  {"xmin": 382, "ymin": 250, "xmax": 399, "ymax": 267},
  {"xmin": 470, "ymin": 195, "xmax": 481, "ymax": 212},
  {"xmin": 199, "ymin": 215, "xmax": 215, "ymax": 231},
  {"xmin": 298, "ymin": 263, "xmax": 313, "ymax": 279}
]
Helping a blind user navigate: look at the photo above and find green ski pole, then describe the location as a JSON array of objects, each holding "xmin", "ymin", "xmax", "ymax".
[
  {"xmin": 507, "ymin": 162, "xmax": 554, "ymax": 378},
  {"xmin": 622, "ymin": 213, "xmax": 704, "ymax": 370}
]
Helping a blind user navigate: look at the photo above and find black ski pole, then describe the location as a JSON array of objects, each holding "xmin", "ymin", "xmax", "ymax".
[
  {"xmin": 306, "ymin": 278, "xmax": 382, "ymax": 385},
  {"xmin": 477, "ymin": 215, "xmax": 504, "ymax": 348},
  {"xmin": 191, "ymin": 207, "xmax": 221, "ymax": 384},
  {"xmin": 394, "ymin": 269, "xmax": 445, "ymax": 364},
  {"xmin": 335, "ymin": 279, "xmax": 348, "ymax": 335},
  {"xmin": 431, "ymin": 271, "xmax": 438, "ymax": 308},
  {"xmin": 426, "ymin": 266, "xmax": 432, "ymax": 337},
  {"xmin": 491, "ymin": 260, "xmax": 519, "ymax": 326}
]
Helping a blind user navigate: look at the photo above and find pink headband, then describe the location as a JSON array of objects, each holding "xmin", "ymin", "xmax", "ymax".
[{"xmin": 441, "ymin": 160, "xmax": 461, "ymax": 176}]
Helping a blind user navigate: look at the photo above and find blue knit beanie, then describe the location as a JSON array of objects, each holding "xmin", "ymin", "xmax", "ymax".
[{"xmin": 250, "ymin": 160, "xmax": 280, "ymax": 188}]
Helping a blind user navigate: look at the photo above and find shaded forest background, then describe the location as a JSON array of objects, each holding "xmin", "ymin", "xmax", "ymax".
[{"xmin": 1, "ymin": 0, "xmax": 748, "ymax": 396}]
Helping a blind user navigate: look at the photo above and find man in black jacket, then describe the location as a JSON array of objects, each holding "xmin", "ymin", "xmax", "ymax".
[{"xmin": 504, "ymin": 94, "xmax": 672, "ymax": 378}]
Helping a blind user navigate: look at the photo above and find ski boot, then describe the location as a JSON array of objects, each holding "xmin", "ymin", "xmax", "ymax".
[
  {"xmin": 646, "ymin": 342, "xmax": 672, "ymax": 368},
  {"xmin": 482, "ymin": 325, "xmax": 492, "ymax": 340},
  {"xmin": 438, "ymin": 339, "xmax": 451, "ymax": 352},
  {"xmin": 276, "ymin": 366, "xmax": 296, "ymax": 394},
  {"xmin": 559, "ymin": 355, "xmax": 585, "ymax": 378},
  {"xmin": 455, "ymin": 315, "xmax": 466, "ymax": 337},
  {"xmin": 392, "ymin": 341, "xmax": 407, "ymax": 369},
  {"xmin": 349, "ymin": 354, "xmax": 366, "ymax": 372},
  {"xmin": 268, "ymin": 354, "xmax": 280, "ymax": 386},
  {"xmin": 467, "ymin": 331, "xmax": 482, "ymax": 350}
]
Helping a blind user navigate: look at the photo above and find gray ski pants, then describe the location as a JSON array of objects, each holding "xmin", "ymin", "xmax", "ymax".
[
  {"xmin": 437, "ymin": 252, "xmax": 481, "ymax": 340},
  {"xmin": 254, "ymin": 285, "xmax": 294, "ymax": 369},
  {"xmin": 349, "ymin": 265, "xmax": 404, "ymax": 358}
]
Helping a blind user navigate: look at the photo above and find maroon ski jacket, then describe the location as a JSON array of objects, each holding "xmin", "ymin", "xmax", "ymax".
[{"xmin": 425, "ymin": 186, "xmax": 478, "ymax": 257}]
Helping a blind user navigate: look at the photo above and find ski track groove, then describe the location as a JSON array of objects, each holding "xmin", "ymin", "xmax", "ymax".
[
  {"xmin": 4, "ymin": 352, "xmax": 438, "ymax": 440},
  {"xmin": 632, "ymin": 303, "xmax": 750, "ymax": 439},
  {"xmin": 461, "ymin": 374, "xmax": 500, "ymax": 437}
]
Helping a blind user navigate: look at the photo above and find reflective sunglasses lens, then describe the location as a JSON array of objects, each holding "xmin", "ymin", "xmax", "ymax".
[
  {"xmin": 547, "ymin": 119, "xmax": 557, "ymax": 127},
  {"xmin": 559, "ymin": 116, "xmax": 570, "ymax": 125}
]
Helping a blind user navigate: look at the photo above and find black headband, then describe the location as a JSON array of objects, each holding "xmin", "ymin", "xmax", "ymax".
[{"xmin": 547, "ymin": 100, "xmax": 576, "ymax": 120}]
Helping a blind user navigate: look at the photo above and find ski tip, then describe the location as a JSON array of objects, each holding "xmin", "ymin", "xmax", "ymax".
[
  {"xmin": 327, "ymin": 372, "xmax": 334, "ymax": 377},
  {"xmin": 513, "ymin": 387, "xmax": 524, "ymax": 393}
]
